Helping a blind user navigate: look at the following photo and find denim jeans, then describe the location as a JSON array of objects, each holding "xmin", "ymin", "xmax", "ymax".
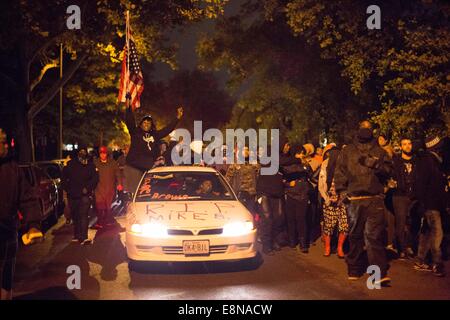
[
  {"xmin": 417, "ymin": 210, "xmax": 443, "ymax": 265},
  {"xmin": 346, "ymin": 197, "xmax": 388, "ymax": 277},
  {"xmin": 392, "ymin": 195, "xmax": 416, "ymax": 253},
  {"xmin": 124, "ymin": 165, "xmax": 144, "ymax": 194},
  {"xmin": 258, "ymin": 195, "xmax": 285, "ymax": 249},
  {"xmin": 285, "ymin": 196, "xmax": 310, "ymax": 248},
  {"xmin": 0, "ymin": 236, "xmax": 18, "ymax": 291},
  {"xmin": 69, "ymin": 196, "xmax": 91, "ymax": 241}
]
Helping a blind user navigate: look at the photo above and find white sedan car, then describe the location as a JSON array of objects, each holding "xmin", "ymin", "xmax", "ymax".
[{"xmin": 125, "ymin": 166, "xmax": 257, "ymax": 262}]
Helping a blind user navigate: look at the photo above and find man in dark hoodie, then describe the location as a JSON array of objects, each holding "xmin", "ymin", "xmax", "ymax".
[
  {"xmin": 412, "ymin": 135, "xmax": 447, "ymax": 277},
  {"xmin": 123, "ymin": 96, "xmax": 183, "ymax": 193},
  {"xmin": 334, "ymin": 120, "xmax": 392, "ymax": 286},
  {"xmin": 0, "ymin": 128, "xmax": 42, "ymax": 300},
  {"xmin": 282, "ymin": 144, "xmax": 314, "ymax": 253},
  {"xmin": 256, "ymin": 146, "xmax": 286, "ymax": 255},
  {"xmin": 62, "ymin": 146, "xmax": 99, "ymax": 245}
]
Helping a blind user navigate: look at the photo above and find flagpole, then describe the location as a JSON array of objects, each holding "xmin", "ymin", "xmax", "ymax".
[{"xmin": 126, "ymin": 10, "xmax": 130, "ymax": 108}]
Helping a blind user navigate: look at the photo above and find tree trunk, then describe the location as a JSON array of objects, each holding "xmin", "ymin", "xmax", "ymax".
[{"xmin": 16, "ymin": 42, "xmax": 32, "ymax": 163}]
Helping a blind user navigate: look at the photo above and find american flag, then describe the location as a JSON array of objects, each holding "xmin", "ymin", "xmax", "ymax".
[{"xmin": 118, "ymin": 19, "xmax": 144, "ymax": 110}]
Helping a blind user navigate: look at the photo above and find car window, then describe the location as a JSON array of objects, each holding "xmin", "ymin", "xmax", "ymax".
[
  {"xmin": 42, "ymin": 164, "xmax": 61, "ymax": 179},
  {"xmin": 34, "ymin": 166, "xmax": 51, "ymax": 184},
  {"xmin": 135, "ymin": 171, "xmax": 236, "ymax": 202},
  {"xmin": 20, "ymin": 166, "xmax": 35, "ymax": 186}
]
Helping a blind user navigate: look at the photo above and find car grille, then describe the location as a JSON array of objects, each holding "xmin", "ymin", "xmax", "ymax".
[
  {"xmin": 162, "ymin": 245, "xmax": 228, "ymax": 255},
  {"xmin": 167, "ymin": 228, "xmax": 223, "ymax": 236}
]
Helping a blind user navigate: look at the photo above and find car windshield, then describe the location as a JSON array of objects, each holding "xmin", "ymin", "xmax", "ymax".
[{"xmin": 135, "ymin": 171, "xmax": 236, "ymax": 202}]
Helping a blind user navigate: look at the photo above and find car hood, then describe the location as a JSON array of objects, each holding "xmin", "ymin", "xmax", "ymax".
[{"xmin": 128, "ymin": 200, "xmax": 252, "ymax": 229}]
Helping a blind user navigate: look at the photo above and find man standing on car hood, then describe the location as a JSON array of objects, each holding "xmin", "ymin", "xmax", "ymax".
[{"xmin": 0, "ymin": 127, "xmax": 43, "ymax": 300}]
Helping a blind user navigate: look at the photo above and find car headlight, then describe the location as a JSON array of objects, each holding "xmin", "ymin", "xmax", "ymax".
[
  {"xmin": 222, "ymin": 221, "xmax": 254, "ymax": 237},
  {"xmin": 130, "ymin": 223, "xmax": 168, "ymax": 237}
]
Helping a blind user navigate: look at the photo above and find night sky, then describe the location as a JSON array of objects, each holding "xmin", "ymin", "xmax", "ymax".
[{"xmin": 152, "ymin": 0, "xmax": 243, "ymax": 87}]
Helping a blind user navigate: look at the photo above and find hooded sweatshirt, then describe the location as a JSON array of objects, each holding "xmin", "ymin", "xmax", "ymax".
[
  {"xmin": 0, "ymin": 157, "xmax": 41, "ymax": 240},
  {"xmin": 334, "ymin": 138, "xmax": 392, "ymax": 197},
  {"xmin": 62, "ymin": 157, "xmax": 99, "ymax": 199},
  {"xmin": 124, "ymin": 107, "xmax": 180, "ymax": 171}
]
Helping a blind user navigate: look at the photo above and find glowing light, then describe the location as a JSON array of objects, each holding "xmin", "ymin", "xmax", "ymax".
[
  {"xmin": 222, "ymin": 221, "xmax": 254, "ymax": 237},
  {"xmin": 130, "ymin": 223, "xmax": 168, "ymax": 238}
]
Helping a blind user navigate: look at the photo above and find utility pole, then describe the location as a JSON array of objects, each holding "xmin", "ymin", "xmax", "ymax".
[{"xmin": 59, "ymin": 43, "xmax": 63, "ymax": 159}]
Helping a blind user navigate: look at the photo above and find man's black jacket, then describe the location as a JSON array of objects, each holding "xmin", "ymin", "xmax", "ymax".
[
  {"xmin": 62, "ymin": 158, "xmax": 99, "ymax": 199},
  {"xmin": 0, "ymin": 157, "xmax": 40, "ymax": 240},
  {"xmin": 334, "ymin": 140, "xmax": 392, "ymax": 197},
  {"xmin": 124, "ymin": 107, "xmax": 179, "ymax": 171},
  {"xmin": 414, "ymin": 151, "xmax": 446, "ymax": 212},
  {"xmin": 392, "ymin": 154, "xmax": 417, "ymax": 198}
]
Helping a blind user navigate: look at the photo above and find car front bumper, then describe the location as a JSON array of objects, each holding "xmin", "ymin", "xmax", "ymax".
[{"xmin": 126, "ymin": 229, "xmax": 257, "ymax": 262}]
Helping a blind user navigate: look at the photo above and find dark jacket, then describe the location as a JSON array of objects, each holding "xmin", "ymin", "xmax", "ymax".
[
  {"xmin": 334, "ymin": 140, "xmax": 392, "ymax": 197},
  {"xmin": 392, "ymin": 154, "xmax": 417, "ymax": 198},
  {"xmin": 124, "ymin": 107, "xmax": 179, "ymax": 171},
  {"xmin": 324, "ymin": 147, "xmax": 340, "ymax": 190},
  {"xmin": 256, "ymin": 164, "xmax": 285, "ymax": 198},
  {"xmin": 62, "ymin": 158, "xmax": 99, "ymax": 199},
  {"xmin": 0, "ymin": 157, "xmax": 41, "ymax": 240},
  {"xmin": 414, "ymin": 151, "xmax": 446, "ymax": 212},
  {"xmin": 282, "ymin": 161, "xmax": 314, "ymax": 201}
]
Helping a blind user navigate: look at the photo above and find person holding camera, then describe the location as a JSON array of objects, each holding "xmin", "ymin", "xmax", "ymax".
[{"xmin": 334, "ymin": 120, "xmax": 393, "ymax": 286}]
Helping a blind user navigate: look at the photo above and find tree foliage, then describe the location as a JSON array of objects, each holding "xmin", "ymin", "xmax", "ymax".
[
  {"xmin": 0, "ymin": 0, "xmax": 228, "ymax": 161},
  {"xmin": 198, "ymin": 0, "xmax": 449, "ymax": 144}
]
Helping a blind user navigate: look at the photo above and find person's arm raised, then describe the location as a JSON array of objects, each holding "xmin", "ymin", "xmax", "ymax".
[
  {"xmin": 124, "ymin": 94, "xmax": 136, "ymax": 135},
  {"xmin": 155, "ymin": 107, "xmax": 183, "ymax": 140}
]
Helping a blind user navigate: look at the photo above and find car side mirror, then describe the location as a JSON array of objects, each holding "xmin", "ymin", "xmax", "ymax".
[{"xmin": 124, "ymin": 191, "xmax": 134, "ymax": 202}]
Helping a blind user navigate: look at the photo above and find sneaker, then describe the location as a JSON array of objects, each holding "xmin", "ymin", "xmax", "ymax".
[
  {"xmin": 375, "ymin": 276, "xmax": 391, "ymax": 287},
  {"xmin": 348, "ymin": 274, "xmax": 362, "ymax": 281},
  {"xmin": 405, "ymin": 247, "xmax": 415, "ymax": 258},
  {"xmin": 80, "ymin": 239, "xmax": 92, "ymax": 246},
  {"xmin": 432, "ymin": 264, "xmax": 446, "ymax": 277},
  {"xmin": 296, "ymin": 245, "xmax": 309, "ymax": 254},
  {"xmin": 414, "ymin": 261, "xmax": 432, "ymax": 272},
  {"xmin": 386, "ymin": 244, "xmax": 397, "ymax": 254},
  {"xmin": 262, "ymin": 247, "xmax": 274, "ymax": 256},
  {"xmin": 273, "ymin": 242, "xmax": 282, "ymax": 251}
]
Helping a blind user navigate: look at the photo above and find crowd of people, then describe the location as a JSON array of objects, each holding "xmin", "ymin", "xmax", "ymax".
[
  {"xmin": 216, "ymin": 120, "xmax": 449, "ymax": 286},
  {"xmin": 1, "ymin": 105, "xmax": 449, "ymax": 298}
]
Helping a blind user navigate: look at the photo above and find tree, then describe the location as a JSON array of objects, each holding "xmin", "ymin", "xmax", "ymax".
[
  {"xmin": 283, "ymin": 0, "xmax": 450, "ymax": 139},
  {"xmin": 0, "ymin": 0, "xmax": 228, "ymax": 162},
  {"xmin": 197, "ymin": 2, "xmax": 367, "ymax": 145},
  {"xmin": 198, "ymin": 0, "xmax": 449, "ymax": 144}
]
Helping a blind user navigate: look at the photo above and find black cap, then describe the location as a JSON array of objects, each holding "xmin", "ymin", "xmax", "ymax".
[
  {"xmin": 140, "ymin": 114, "xmax": 153, "ymax": 124},
  {"xmin": 425, "ymin": 135, "xmax": 443, "ymax": 151}
]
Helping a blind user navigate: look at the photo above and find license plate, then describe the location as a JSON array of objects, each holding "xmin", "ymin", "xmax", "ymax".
[{"xmin": 183, "ymin": 240, "xmax": 210, "ymax": 255}]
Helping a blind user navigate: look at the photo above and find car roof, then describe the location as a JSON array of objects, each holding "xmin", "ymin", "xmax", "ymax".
[{"xmin": 148, "ymin": 166, "xmax": 218, "ymax": 174}]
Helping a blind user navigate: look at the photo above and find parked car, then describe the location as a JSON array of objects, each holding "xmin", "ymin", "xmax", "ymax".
[
  {"xmin": 35, "ymin": 160, "xmax": 66, "ymax": 214},
  {"xmin": 18, "ymin": 164, "xmax": 59, "ymax": 226}
]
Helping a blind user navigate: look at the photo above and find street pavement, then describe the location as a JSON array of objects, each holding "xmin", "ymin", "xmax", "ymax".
[{"xmin": 13, "ymin": 216, "xmax": 450, "ymax": 300}]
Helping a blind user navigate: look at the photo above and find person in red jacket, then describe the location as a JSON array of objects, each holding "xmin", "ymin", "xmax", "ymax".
[{"xmin": 93, "ymin": 146, "xmax": 123, "ymax": 228}]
